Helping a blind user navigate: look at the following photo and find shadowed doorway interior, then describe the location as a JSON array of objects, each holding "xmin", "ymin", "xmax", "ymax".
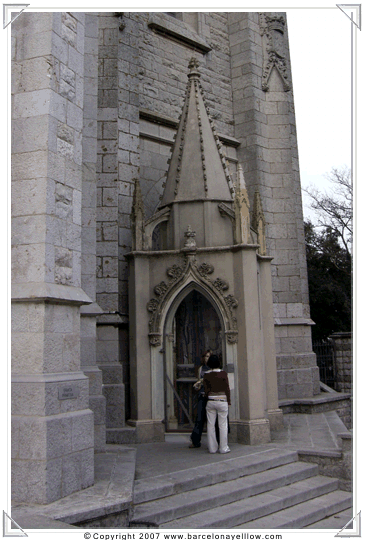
[{"xmin": 165, "ymin": 289, "xmax": 222, "ymax": 431}]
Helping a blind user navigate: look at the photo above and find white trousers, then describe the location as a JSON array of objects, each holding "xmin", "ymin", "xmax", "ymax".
[{"xmin": 206, "ymin": 400, "xmax": 229, "ymax": 453}]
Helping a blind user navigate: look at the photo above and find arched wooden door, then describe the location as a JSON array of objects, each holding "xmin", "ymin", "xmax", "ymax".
[{"xmin": 165, "ymin": 289, "xmax": 223, "ymax": 431}]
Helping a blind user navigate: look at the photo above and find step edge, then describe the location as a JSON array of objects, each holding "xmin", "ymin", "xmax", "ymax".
[
  {"xmin": 150, "ymin": 477, "xmax": 341, "ymax": 529},
  {"xmin": 132, "ymin": 464, "xmax": 320, "ymax": 523},
  {"xmin": 134, "ymin": 451, "xmax": 300, "ymax": 504}
]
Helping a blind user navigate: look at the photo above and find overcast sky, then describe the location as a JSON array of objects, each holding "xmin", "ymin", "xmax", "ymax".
[{"xmin": 286, "ymin": 8, "xmax": 352, "ymax": 221}]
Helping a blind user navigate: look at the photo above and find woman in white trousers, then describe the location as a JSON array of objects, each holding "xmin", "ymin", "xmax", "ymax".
[{"xmin": 203, "ymin": 355, "xmax": 231, "ymax": 454}]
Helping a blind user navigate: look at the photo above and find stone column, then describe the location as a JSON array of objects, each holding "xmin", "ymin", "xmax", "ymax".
[
  {"xmin": 233, "ymin": 247, "xmax": 271, "ymax": 445},
  {"xmin": 80, "ymin": 13, "xmax": 106, "ymax": 453},
  {"xmin": 258, "ymin": 256, "xmax": 283, "ymax": 430},
  {"xmin": 128, "ymin": 255, "xmax": 164, "ymax": 442},
  {"xmin": 96, "ymin": 13, "xmax": 125, "ymax": 441},
  {"xmin": 11, "ymin": 12, "xmax": 94, "ymax": 503}
]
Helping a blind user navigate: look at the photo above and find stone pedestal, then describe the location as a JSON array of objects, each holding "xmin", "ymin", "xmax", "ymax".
[
  {"xmin": 12, "ymin": 292, "xmax": 95, "ymax": 504},
  {"xmin": 234, "ymin": 419, "xmax": 271, "ymax": 445},
  {"xmin": 80, "ymin": 305, "xmax": 106, "ymax": 452},
  {"xmin": 127, "ymin": 420, "xmax": 165, "ymax": 443}
]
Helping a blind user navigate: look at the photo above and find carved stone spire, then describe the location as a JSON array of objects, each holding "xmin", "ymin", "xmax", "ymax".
[
  {"xmin": 252, "ymin": 191, "xmax": 267, "ymax": 255},
  {"xmin": 233, "ymin": 164, "xmax": 250, "ymax": 244},
  {"xmin": 159, "ymin": 57, "xmax": 234, "ymax": 208},
  {"xmin": 131, "ymin": 177, "xmax": 145, "ymax": 250}
]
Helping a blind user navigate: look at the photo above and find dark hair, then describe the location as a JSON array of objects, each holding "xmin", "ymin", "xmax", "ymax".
[
  {"xmin": 207, "ymin": 354, "xmax": 220, "ymax": 370},
  {"xmin": 200, "ymin": 350, "xmax": 211, "ymax": 365}
]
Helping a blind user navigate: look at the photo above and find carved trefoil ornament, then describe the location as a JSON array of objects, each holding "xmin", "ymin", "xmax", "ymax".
[
  {"xmin": 146, "ymin": 258, "xmax": 238, "ymax": 346},
  {"xmin": 259, "ymin": 13, "xmax": 291, "ymax": 92}
]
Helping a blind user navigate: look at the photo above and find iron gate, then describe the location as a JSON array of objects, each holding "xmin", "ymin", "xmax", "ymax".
[{"xmin": 312, "ymin": 339, "xmax": 336, "ymax": 389}]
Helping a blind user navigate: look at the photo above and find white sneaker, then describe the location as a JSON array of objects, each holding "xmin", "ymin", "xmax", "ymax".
[{"xmin": 220, "ymin": 448, "xmax": 230, "ymax": 454}]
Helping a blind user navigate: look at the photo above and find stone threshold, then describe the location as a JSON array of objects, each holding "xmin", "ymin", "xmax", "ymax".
[{"xmin": 12, "ymin": 446, "xmax": 136, "ymax": 529}]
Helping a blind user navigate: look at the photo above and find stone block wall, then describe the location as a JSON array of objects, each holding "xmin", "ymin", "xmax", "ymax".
[
  {"xmin": 331, "ymin": 332, "xmax": 353, "ymax": 395},
  {"xmin": 11, "ymin": 12, "xmax": 95, "ymax": 503}
]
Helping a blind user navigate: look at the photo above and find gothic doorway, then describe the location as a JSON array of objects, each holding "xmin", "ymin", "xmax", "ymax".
[{"xmin": 164, "ymin": 289, "xmax": 223, "ymax": 432}]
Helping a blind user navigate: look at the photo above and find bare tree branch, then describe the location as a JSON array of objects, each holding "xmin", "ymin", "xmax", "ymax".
[{"xmin": 302, "ymin": 166, "xmax": 352, "ymax": 256}]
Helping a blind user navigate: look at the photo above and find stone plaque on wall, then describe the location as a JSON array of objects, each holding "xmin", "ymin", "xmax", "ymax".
[{"xmin": 58, "ymin": 385, "xmax": 80, "ymax": 400}]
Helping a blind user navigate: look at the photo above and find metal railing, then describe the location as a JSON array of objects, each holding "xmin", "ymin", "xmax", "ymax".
[{"xmin": 313, "ymin": 339, "xmax": 336, "ymax": 389}]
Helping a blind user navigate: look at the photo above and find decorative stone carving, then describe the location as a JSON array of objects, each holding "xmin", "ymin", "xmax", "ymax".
[
  {"xmin": 213, "ymin": 277, "xmax": 229, "ymax": 293},
  {"xmin": 166, "ymin": 264, "xmax": 184, "ymax": 281},
  {"xmin": 154, "ymin": 281, "xmax": 168, "ymax": 297},
  {"xmin": 148, "ymin": 333, "xmax": 162, "ymax": 347},
  {"xmin": 218, "ymin": 202, "xmax": 235, "ymax": 221},
  {"xmin": 224, "ymin": 294, "xmax": 239, "ymax": 310},
  {"xmin": 259, "ymin": 13, "xmax": 291, "ymax": 92},
  {"xmin": 197, "ymin": 263, "xmax": 214, "ymax": 278},
  {"xmin": 147, "ymin": 298, "xmax": 159, "ymax": 313},
  {"xmin": 184, "ymin": 225, "xmax": 196, "ymax": 248},
  {"xmin": 226, "ymin": 331, "xmax": 239, "ymax": 344},
  {"xmin": 146, "ymin": 257, "xmax": 238, "ymax": 346}
]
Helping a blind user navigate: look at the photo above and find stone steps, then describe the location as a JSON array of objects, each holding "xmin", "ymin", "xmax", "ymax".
[
  {"xmin": 132, "ymin": 461, "xmax": 319, "ymax": 526},
  {"xmin": 133, "ymin": 447, "xmax": 299, "ymax": 505},
  {"xmin": 234, "ymin": 491, "xmax": 352, "ymax": 529},
  {"xmin": 159, "ymin": 476, "xmax": 342, "ymax": 529},
  {"xmin": 130, "ymin": 446, "xmax": 352, "ymax": 529}
]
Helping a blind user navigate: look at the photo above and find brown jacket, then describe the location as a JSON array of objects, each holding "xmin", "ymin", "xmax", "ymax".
[{"xmin": 203, "ymin": 370, "xmax": 231, "ymax": 405}]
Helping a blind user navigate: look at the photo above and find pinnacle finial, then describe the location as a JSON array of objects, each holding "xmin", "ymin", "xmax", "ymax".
[
  {"xmin": 236, "ymin": 164, "xmax": 246, "ymax": 190},
  {"xmin": 189, "ymin": 57, "xmax": 199, "ymax": 71},
  {"xmin": 188, "ymin": 57, "xmax": 200, "ymax": 79}
]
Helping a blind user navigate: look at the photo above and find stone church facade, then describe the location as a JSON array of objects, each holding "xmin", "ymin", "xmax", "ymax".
[{"xmin": 11, "ymin": 11, "xmax": 320, "ymax": 505}]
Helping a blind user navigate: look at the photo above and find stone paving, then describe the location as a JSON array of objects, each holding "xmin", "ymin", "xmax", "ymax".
[{"xmin": 133, "ymin": 411, "xmax": 348, "ymax": 482}]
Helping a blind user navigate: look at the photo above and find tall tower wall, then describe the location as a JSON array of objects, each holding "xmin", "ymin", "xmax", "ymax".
[{"xmin": 227, "ymin": 12, "xmax": 318, "ymax": 399}]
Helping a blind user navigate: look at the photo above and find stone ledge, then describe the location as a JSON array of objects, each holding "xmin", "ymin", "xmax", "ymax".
[
  {"xmin": 297, "ymin": 448, "xmax": 342, "ymax": 459},
  {"xmin": 80, "ymin": 302, "xmax": 104, "ymax": 316},
  {"xmin": 280, "ymin": 392, "xmax": 352, "ymax": 407},
  {"xmin": 279, "ymin": 393, "xmax": 352, "ymax": 417},
  {"xmin": 96, "ymin": 312, "xmax": 129, "ymax": 326},
  {"xmin": 12, "ymin": 446, "xmax": 136, "ymax": 528},
  {"xmin": 147, "ymin": 14, "xmax": 211, "ymax": 54},
  {"xmin": 275, "ymin": 317, "xmax": 315, "ymax": 326},
  {"xmin": 140, "ymin": 109, "xmax": 240, "ymax": 148},
  {"xmin": 12, "ymin": 283, "xmax": 92, "ymax": 306}
]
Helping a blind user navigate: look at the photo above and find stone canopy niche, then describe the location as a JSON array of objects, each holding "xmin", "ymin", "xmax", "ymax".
[{"xmin": 127, "ymin": 58, "xmax": 283, "ymax": 444}]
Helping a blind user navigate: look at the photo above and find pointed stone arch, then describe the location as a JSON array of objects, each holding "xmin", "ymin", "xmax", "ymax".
[{"xmin": 146, "ymin": 256, "xmax": 239, "ymax": 347}]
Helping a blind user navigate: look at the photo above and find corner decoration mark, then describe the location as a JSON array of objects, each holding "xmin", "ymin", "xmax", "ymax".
[
  {"xmin": 3, "ymin": 4, "xmax": 30, "ymax": 29},
  {"xmin": 336, "ymin": 4, "xmax": 362, "ymax": 30},
  {"xmin": 335, "ymin": 510, "xmax": 361, "ymax": 538},
  {"xmin": 3, "ymin": 511, "xmax": 28, "ymax": 537}
]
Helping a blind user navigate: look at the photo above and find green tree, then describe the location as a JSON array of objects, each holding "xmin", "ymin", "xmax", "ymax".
[{"xmin": 305, "ymin": 220, "xmax": 352, "ymax": 340}]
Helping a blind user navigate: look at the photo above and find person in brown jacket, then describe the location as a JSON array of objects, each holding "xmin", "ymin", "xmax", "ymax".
[{"xmin": 203, "ymin": 355, "xmax": 231, "ymax": 454}]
